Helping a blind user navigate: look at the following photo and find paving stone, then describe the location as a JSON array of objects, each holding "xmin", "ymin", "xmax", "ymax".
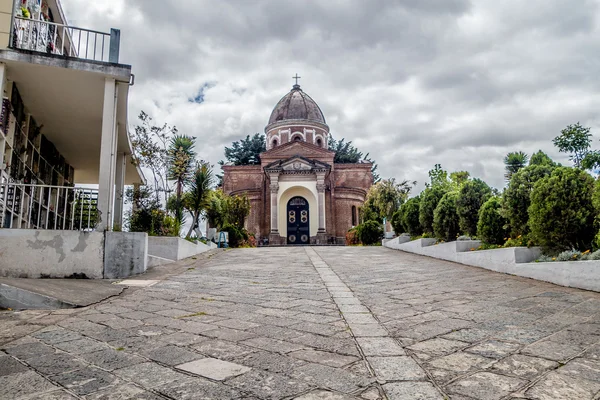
[
  {"xmin": 192, "ymin": 339, "xmax": 257, "ymax": 360},
  {"xmin": 54, "ymin": 337, "xmax": 110, "ymax": 354},
  {"xmin": 343, "ymin": 313, "xmax": 379, "ymax": 325},
  {"xmin": 26, "ymin": 352, "xmax": 87, "ymax": 375},
  {"xmin": 159, "ymin": 331, "xmax": 208, "ymax": 346},
  {"xmin": 490, "ymin": 354, "xmax": 559, "ymax": 379},
  {"xmin": 408, "ymin": 338, "xmax": 467, "ymax": 357},
  {"xmin": 0, "ymin": 355, "xmax": 29, "ymax": 376},
  {"xmin": 356, "ymin": 337, "xmax": 406, "ymax": 356},
  {"xmin": 525, "ymin": 371, "xmax": 600, "ymax": 399},
  {"xmin": 290, "ymin": 333, "xmax": 361, "ymax": 356},
  {"xmin": 202, "ymin": 327, "xmax": 257, "ymax": 342},
  {"xmin": 99, "ymin": 317, "xmax": 144, "ymax": 330},
  {"xmin": 557, "ymin": 357, "xmax": 600, "ymax": 382},
  {"xmin": 367, "ymin": 356, "xmax": 427, "ymax": 381},
  {"xmin": 80, "ymin": 348, "xmax": 145, "ymax": 371},
  {"xmin": 113, "ymin": 362, "xmax": 191, "ymax": 388},
  {"xmin": 291, "ymin": 321, "xmax": 346, "ymax": 336},
  {"xmin": 427, "ymin": 352, "xmax": 493, "ymax": 373},
  {"xmin": 292, "ymin": 363, "xmax": 373, "ymax": 393},
  {"xmin": 293, "ymin": 389, "xmax": 359, "ymax": 399},
  {"xmin": 446, "ymin": 372, "xmax": 526, "ymax": 400},
  {"xmin": 242, "ymin": 336, "xmax": 307, "ymax": 354},
  {"xmin": 522, "ymin": 340, "xmax": 586, "ymax": 362},
  {"xmin": 383, "ymin": 382, "xmax": 444, "ymax": 400},
  {"xmin": 0, "ymin": 370, "xmax": 57, "ymax": 398},
  {"xmin": 85, "ymin": 383, "xmax": 165, "ymax": 399},
  {"xmin": 176, "ymin": 357, "xmax": 251, "ymax": 380},
  {"xmin": 2, "ymin": 340, "xmax": 57, "ymax": 359},
  {"xmin": 359, "ymin": 386, "xmax": 383, "ymax": 400},
  {"xmin": 349, "ymin": 324, "xmax": 388, "ymax": 337},
  {"xmin": 32, "ymin": 328, "xmax": 82, "ymax": 344},
  {"xmin": 141, "ymin": 344, "xmax": 203, "ymax": 366},
  {"xmin": 27, "ymin": 390, "xmax": 79, "ymax": 399},
  {"xmin": 465, "ymin": 340, "xmax": 521, "ymax": 359},
  {"xmin": 233, "ymin": 350, "xmax": 307, "ymax": 374},
  {"xmin": 289, "ymin": 349, "xmax": 359, "ymax": 367},
  {"xmin": 155, "ymin": 375, "xmax": 245, "ymax": 399},
  {"xmin": 214, "ymin": 318, "xmax": 262, "ymax": 330},
  {"xmin": 51, "ymin": 366, "xmax": 119, "ymax": 395}
]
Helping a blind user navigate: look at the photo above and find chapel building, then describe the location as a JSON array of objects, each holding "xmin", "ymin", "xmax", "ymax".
[{"xmin": 222, "ymin": 83, "xmax": 373, "ymax": 245}]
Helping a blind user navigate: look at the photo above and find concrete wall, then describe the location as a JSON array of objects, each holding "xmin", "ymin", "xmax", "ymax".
[
  {"xmin": 0, "ymin": 230, "xmax": 104, "ymax": 279},
  {"xmin": 383, "ymin": 238, "xmax": 600, "ymax": 293},
  {"xmin": 103, "ymin": 232, "xmax": 148, "ymax": 279},
  {"xmin": 0, "ymin": 0, "xmax": 12, "ymax": 49},
  {"xmin": 148, "ymin": 237, "xmax": 213, "ymax": 261}
]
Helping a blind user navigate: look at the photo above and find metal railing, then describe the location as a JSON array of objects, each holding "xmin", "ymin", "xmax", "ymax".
[
  {"xmin": 11, "ymin": 16, "xmax": 120, "ymax": 63},
  {"xmin": 0, "ymin": 182, "xmax": 99, "ymax": 231}
]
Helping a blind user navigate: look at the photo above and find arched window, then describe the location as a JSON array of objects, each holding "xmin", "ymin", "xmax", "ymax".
[
  {"xmin": 272, "ymin": 139, "xmax": 278, "ymax": 148},
  {"xmin": 351, "ymin": 206, "xmax": 357, "ymax": 226},
  {"xmin": 294, "ymin": 136, "xmax": 302, "ymax": 142},
  {"xmin": 316, "ymin": 138, "xmax": 322, "ymax": 147}
]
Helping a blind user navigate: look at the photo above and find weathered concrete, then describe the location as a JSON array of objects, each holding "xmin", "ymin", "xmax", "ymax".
[
  {"xmin": 0, "ymin": 279, "xmax": 124, "ymax": 309},
  {"xmin": 147, "ymin": 237, "xmax": 213, "ymax": 261},
  {"xmin": 103, "ymin": 232, "xmax": 148, "ymax": 279},
  {"xmin": 1, "ymin": 247, "xmax": 599, "ymax": 399},
  {"xmin": 0, "ymin": 230, "xmax": 104, "ymax": 279}
]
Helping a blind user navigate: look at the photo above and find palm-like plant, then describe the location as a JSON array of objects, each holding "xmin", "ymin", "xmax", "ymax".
[
  {"xmin": 504, "ymin": 151, "xmax": 529, "ymax": 181},
  {"xmin": 168, "ymin": 135, "xmax": 196, "ymax": 223},
  {"xmin": 183, "ymin": 161, "xmax": 214, "ymax": 239}
]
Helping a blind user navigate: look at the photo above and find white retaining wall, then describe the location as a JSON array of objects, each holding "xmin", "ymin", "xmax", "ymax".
[
  {"xmin": 0, "ymin": 230, "xmax": 104, "ymax": 279},
  {"xmin": 148, "ymin": 237, "xmax": 214, "ymax": 261},
  {"xmin": 384, "ymin": 238, "xmax": 599, "ymax": 292}
]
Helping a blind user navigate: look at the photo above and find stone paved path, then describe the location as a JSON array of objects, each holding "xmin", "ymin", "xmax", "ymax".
[{"xmin": 1, "ymin": 247, "xmax": 600, "ymax": 399}]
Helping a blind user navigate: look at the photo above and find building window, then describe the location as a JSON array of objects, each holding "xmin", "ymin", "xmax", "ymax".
[
  {"xmin": 272, "ymin": 139, "xmax": 278, "ymax": 148},
  {"xmin": 351, "ymin": 206, "xmax": 357, "ymax": 226},
  {"xmin": 316, "ymin": 138, "xmax": 322, "ymax": 147},
  {"xmin": 293, "ymin": 136, "xmax": 302, "ymax": 142}
]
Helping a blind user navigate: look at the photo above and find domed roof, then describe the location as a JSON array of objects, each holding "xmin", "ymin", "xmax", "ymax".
[{"xmin": 268, "ymin": 84, "xmax": 326, "ymax": 125}]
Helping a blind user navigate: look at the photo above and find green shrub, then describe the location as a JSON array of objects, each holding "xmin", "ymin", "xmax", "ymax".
[
  {"xmin": 582, "ymin": 249, "xmax": 600, "ymax": 260},
  {"xmin": 556, "ymin": 249, "xmax": 583, "ymax": 262},
  {"xmin": 419, "ymin": 186, "xmax": 448, "ymax": 234},
  {"xmin": 401, "ymin": 196, "xmax": 422, "ymax": 237},
  {"xmin": 529, "ymin": 167, "xmax": 595, "ymax": 252},
  {"xmin": 356, "ymin": 220, "xmax": 383, "ymax": 245},
  {"xmin": 221, "ymin": 223, "xmax": 248, "ymax": 248},
  {"xmin": 346, "ymin": 228, "xmax": 360, "ymax": 246},
  {"xmin": 502, "ymin": 165, "xmax": 554, "ymax": 237},
  {"xmin": 433, "ymin": 192, "xmax": 460, "ymax": 242},
  {"xmin": 390, "ymin": 209, "xmax": 404, "ymax": 235},
  {"xmin": 477, "ymin": 197, "xmax": 508, "ymax": 245},
  {"xmin": 456, "ymin": 179, "xmax": 492, "ymax": 236}
]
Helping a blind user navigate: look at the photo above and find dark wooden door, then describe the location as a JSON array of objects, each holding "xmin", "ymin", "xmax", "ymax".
[{"xmin": 287, "ymin": 196, "xmax": 310, "ymax": 245}]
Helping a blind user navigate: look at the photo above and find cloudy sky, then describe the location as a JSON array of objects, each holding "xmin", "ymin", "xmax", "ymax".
[{"xmin": 63, "ymin": 0, "xmax": 600, "ymax": 191}]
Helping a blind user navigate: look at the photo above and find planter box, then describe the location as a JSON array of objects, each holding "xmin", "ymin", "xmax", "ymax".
[
  {"xmin": 383, "ymin": 235, "xmax": 412, "ymax": 249},
  {"xmin": 383, "ymin": 238, "xmax": 600, "ymax": 292},
  {"xmin": 148, "ymin": 237, "xmax": 213, "ymax": 261}
]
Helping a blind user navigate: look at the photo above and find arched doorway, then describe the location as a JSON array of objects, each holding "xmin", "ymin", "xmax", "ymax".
[{"xmin": 287, "ymin": 196, "xmax": 310, "ymax": 245}]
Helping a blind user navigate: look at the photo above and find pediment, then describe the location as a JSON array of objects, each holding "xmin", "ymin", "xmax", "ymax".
[{"xmin": 264, "ymin": 155, "xmax": 331, "ymax": 173}]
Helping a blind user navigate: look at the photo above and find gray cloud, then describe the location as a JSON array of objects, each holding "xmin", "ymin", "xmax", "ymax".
[{"xmin": 62, "ymin": 0, "xmax": 600, "ymax": 192}]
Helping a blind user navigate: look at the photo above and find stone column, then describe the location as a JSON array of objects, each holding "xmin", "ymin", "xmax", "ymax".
[
  {"xmin": 269, "ymin": 174, "xmax": 279, "ymax": 234},
  {"xmin": 97, "ymin": 78, "xmax": 118, "ymax": 231},
  {"xmin": 316, "ymin": 174, "xmax": 326, "ymax": 234},
  {"xmin": 113, "ymin": 152, "xmax": 126, "ymax": 229},
  {"xmin": 0, "ymin": 63, "xmax": 5, "ymax": 171}
]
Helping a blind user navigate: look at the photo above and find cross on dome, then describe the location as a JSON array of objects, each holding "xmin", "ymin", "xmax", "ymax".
[{"xmin": 292, "ymin": 73, "xmax": 301, "ymax": 89}]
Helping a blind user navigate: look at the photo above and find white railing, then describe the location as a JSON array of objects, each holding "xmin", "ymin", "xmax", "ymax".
[
  {"xmin": 12, "ymin": 16, "xmax": 120, "ymax": 63},
  {"xmin": 0, "ymin": 182, "xmax": 99, "ymax": 231}
]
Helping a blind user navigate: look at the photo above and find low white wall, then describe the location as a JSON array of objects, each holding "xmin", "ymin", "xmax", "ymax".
[
  {"xmin": 383, "ymin": 236, "xmax": 412, "ymax": 249},
  {"xmin": 104, "ymin": 232, "xmax": 148, "ymax": 279},
  {"xmin": 148, "ymin": 237, "xmax": 213, "ymax": 261},
  {"xmin": 384, "ymin": 238, "xmax": 600, "ymax": 292},
  {"xmin": 0, "ymin": 230, "xmax": 104, "ymax": 279}
]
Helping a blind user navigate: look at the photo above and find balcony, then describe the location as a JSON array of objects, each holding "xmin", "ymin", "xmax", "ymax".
[{"xmin": 11, "ymin": 16, "xmax": 120, "ymax": 63}]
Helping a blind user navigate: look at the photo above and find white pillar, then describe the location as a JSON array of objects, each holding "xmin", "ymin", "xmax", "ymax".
[
  {"xmin": 0, "ymin": 63, "xmax": 5, "ymax": 173},
  {"xmin": 269, "ymin": 174, "xmax": 279, "ymax": 234},
  {"xmin": 113, "ymin": 151, "xmax": 126, "ymax": 229},
  {"xmin": 97, "ymin": 78, "xmax": 118, "ymax": 231},
  {"xmin": 316, "ymin": 172, "xmax": 326, "ymax": 233}
]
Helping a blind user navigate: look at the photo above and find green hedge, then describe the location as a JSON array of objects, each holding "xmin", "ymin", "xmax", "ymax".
[{"xmin": 433, "ymin": 192, "xmax": 460, "ymax": 242}]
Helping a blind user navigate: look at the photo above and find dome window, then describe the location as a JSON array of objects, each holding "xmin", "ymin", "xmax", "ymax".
[
  {"xmin": 316, "ymin": 138, "xmax": 323, "ymax": 147},
  {"xmin": 272, "ymin": 139, "xmax": 278, "ymax": 148}
]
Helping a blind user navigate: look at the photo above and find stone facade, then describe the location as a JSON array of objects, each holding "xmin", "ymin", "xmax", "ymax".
[{"xmin": 222, "ymin": 84, "xmax": 373, "ymax": 245}]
